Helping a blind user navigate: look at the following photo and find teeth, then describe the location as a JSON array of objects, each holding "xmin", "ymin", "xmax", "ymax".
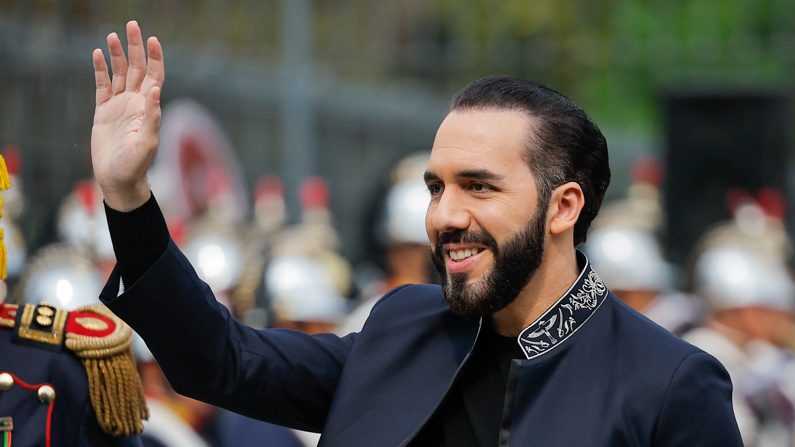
[{"xmin": 449, "ymin": 248, "xmax": 480, "ymax": 261}]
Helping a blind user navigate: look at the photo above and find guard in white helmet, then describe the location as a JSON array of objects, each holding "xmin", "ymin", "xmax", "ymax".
[
  {"xmin": 265, "ymin": 254, "xmax": 349, "ymax": 335},
  {"xmin": 260, "ymin": 253, "xmax": 350, "ymax": 447},
  {"xmin": 182, "ymin": 228, "xmax": 245, "ymax": 312},
  {"xmin": 583, "ymin": 225, "xmax": 704, "ymax": 335},
  {"xmin": 379, "ymin": 177, "xmax": 434, "ymax": 286},
  {"xmin": 148, "ymin": 161, "xmax": 309, "ymax": 447},
  {"xmin": 141, "ymin": 224, "xmax": 307, "ymax": 447},
  {"xmin": 683, "ymin": 245, "xmax": 795, "ymax": 447},
  {"xmin": 0, "ymin": 158, "xmax": 146, "ymax": 447},
  {"xmin": 339, "ymin": 152, "xmax": 432, "ymax": 335},
  {"xmin": 377, "ymin": 152, "xmax": 433, "ymax": 290}
]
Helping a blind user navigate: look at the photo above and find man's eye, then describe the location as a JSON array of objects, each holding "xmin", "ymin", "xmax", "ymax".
[
  {"xmin": 471, "ymin": 183, "xmax": 491, "ymax": 192},
  {"xmin": 427, "ymin": 184, "xmax": 443, "ymax": 195}
]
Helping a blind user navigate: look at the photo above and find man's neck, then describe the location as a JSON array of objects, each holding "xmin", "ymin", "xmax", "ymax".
[{"xmin": 490, "ymin": 245, "xmax": 580, "ymax": 338}]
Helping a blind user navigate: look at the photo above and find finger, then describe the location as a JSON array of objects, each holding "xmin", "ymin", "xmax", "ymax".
[
  {"xmin": 141, "ymin": 36, "xmax": 165, "ymax": 94},
  {"xmin": 107, "ymin": 32, "xmax": 128, "ymax": 96},
  {"xmin": 93, "ymin": 49, "xmax": 112, "ymax": 106},
  {"xmin": 125, "ymin": 21, "xmax": 147, "ymax": 92},
  {"xmin": 138, "ymin": 86, "xmax": 162, "ymax": 155}
]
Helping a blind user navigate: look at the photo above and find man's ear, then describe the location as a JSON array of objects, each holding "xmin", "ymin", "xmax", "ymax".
[{"xmin": 547, "ymin": 182, "xmax": 584, "ymax": 236}]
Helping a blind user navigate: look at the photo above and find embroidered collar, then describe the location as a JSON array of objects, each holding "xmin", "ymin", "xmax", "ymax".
[{"xmin": 517, "ymin": 251, "xmax": 608, "ymax": 360}]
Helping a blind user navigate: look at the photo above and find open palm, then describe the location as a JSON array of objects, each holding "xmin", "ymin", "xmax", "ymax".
[{"xmin": 91, "ymin": 21, "xmax": 164, "ymax": 211}]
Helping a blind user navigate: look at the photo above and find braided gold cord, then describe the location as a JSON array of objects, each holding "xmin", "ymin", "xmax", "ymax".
[
  {"xmin": 66, "ymin": 305, "xmax": 148, "ymax": 436},
  {"xmin": 65, "ymin": 305, "xmax": 132, "ymax": 358}
]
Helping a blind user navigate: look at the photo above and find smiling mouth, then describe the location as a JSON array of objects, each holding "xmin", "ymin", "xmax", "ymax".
[{"xmin": 448, "ymin": 248, "xmax": 481, "ymax": 262}]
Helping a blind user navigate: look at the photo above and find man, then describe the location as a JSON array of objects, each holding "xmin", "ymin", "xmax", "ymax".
[
  {"xmin": 91, "ymin": 21, "xmax": 742, "ymax": 446},
  {"xmin": 684, "ymin": 244, "xmax": 795, "ymax": 447},
  {"xmin": 340, "ymin": 152, "xmax": 433, "ymax": 334}
]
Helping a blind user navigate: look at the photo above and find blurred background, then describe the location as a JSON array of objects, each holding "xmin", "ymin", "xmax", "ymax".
[
  {"xmin": 2, "ymin": 0, "xmax": 793, "ymax": 265},
  {"xmin": 3, "ymin": 1, "xmax": 795, "ymax": 446}
]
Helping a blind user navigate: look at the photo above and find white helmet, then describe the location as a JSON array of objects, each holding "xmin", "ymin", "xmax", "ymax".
[
  {"xmin": 379, "ymin": 179, "xmax": 430, "ymax": 245},
  {"xmin": 583, "ymin": 226, "xmax": 671, "ymax": 292},
  {"xmin": 182, "ymin": 232, "xmax": 244, "ymax": 293},
  {"xmin": 13, "ymin": 244, "xmax": 103, "ymax": 310},
  {"xmin": 693, "ymin": 245, "xmax": 795, "ymax": 312},
  {"xmin": 377, "ymin": 151, "xmax": 431, "ymax": 246},
  {"xmin": 264, "ymin": 254, "xmax": 348, "ymax": 324}
]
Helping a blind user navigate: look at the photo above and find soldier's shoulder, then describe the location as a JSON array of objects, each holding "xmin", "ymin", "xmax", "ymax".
[{"xmin": 0, "ymin": 302, "xmax": 148, "ymax": 444}]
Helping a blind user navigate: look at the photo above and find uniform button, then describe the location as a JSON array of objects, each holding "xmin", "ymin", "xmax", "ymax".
[
  {"xmin": 0, "ymin": 373, "xmax": 12, "ymax": 391},
  {"xmin": 38, "ymin": 385, "xmax": 55, "ymax": 404}
]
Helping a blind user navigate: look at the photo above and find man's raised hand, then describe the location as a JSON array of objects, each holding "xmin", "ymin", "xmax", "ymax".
[{"xmin": 91, "ymin": 21, "xmax": 164, "ymax": 212}]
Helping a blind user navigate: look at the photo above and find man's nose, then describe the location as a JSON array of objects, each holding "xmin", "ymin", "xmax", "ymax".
[{"xmin": 430, "ymin": 189, "xmax": 470, "ymax": 234}]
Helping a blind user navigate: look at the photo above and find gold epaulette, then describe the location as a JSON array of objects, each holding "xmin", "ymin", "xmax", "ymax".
[
  {"xmin": 1, "ymin": 302, "xmax": 148, "ymax": 436},
  {"xmin": 64, "ymin": 304, "xmax": 149, "ymax": 436}
]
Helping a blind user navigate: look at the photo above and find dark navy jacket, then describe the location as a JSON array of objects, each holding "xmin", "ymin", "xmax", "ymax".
[{"xmin": 101, "ymin": 240, "xmax": 742, "ymax": 446}]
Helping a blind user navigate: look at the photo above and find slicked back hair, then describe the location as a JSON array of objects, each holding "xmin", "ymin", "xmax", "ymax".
[{"xmin": 449, "ymin": 76, "xmax": 611, "ymax": 246}]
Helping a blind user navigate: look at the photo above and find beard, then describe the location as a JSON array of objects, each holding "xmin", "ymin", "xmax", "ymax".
[{"xmin": 431, "ymin": 207, "xmax": 547, "ymax": 321}]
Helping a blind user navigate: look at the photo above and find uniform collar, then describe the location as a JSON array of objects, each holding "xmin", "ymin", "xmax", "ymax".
[{"xmin": 517, "ymin": 251, "xmax": 608, "ymax": 360}]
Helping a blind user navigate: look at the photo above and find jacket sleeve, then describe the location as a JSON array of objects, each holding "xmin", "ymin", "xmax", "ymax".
[
  {"xmin": 652, "ymin": 351, "xmax": 744, "ymax": 446},
  {"xmin": 100, "ymin": 239, "xmax": 356, "ymax": 432}
]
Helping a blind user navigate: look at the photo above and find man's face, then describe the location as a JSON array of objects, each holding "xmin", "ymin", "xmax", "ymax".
[{"xmin": 425, "ymin": 110, "xmax": 548, "ymax": 320}]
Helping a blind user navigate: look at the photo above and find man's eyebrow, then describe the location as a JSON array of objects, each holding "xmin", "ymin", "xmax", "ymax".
[
  {"xmin": 456, "ymin": 169, "xmax": 501, "ymax": 181},
  {"xmin": 423, "ymin": 169, "xmax": 502, "ymax": 182},
  {"xmin": 423, "ymin": 171, "xmax": 440, "ymax": 183}
]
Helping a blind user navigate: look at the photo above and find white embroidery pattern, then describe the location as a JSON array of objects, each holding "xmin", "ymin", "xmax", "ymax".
[
  {"xmin": 519, "ymin": 267, "xmax": 607, "ymax": 359},
  {"xmin": 569, "ymin": 271, "xmax": 605, "ymax": 310}
]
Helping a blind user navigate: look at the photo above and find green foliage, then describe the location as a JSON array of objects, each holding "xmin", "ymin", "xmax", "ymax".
[
  {"xmin": 409, "ymin": 0, "xmax": 795, "ymax": 132},
  {"xmin": 2, "ymin": 0, "xmax": 791, "ymax": 132}
]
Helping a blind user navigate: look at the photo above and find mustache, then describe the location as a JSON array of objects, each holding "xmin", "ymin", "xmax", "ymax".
[{"xmin": 434, "ymin": 229, "xmax": 498, "ymax": 255}]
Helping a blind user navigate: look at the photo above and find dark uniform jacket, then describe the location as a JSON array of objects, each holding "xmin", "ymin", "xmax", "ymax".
[{"xmin": 101, "ymin": 239, "xmax": 743, "ymax": 446}]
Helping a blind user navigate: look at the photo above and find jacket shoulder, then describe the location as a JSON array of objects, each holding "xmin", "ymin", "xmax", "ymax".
[
  {"xmin": 597, "ymin": 295, "xmax": 728, "ymax": 389},
  {"xmin": 371, "ymin": 283, "xmax": 445, "ymax": 312}
]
